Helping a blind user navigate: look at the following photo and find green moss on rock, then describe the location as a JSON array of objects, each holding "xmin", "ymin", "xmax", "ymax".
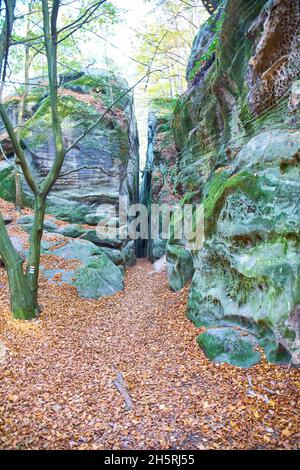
[
  {"xmin": 197, "ymin": 327, "xmax": 261, "ymax": 367},
  {"xmin": 0, "ymin": 165, "xmax": 15, "ymax": 202},
  {"xmin": 167, "ymin": 244, "xmax": 194, "ymax": 292},
  {"xmin": 74, "ymin": 254, "xmax": 124, "ymax": 299}
]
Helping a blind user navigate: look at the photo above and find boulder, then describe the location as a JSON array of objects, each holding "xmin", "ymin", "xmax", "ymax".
[
  {"xmin": 84, "ymin": 213, "xmax": 106, "ymax": 226},
  {"xmin": 99, "ymin": 246, "xmax": 124, "ymax": 266},
  {"xmin": 122, "ymin": 240, "xmax": 136, "ymax": 267},
  {"xmin": 74, "ymin": 254, "xmax": 124, "ymax": 299},
  {"xmin": 152, "ymin": 239, "xmax": 167, "ymax": 260},
  {"xmin": 81, "ymin": 229, "xmax": 123, "ymax": 249},
  {"xmin": 58, "ymin": 224, "xmax": 85, "ymax": 238},
  {"xmin": 197, "ymin": 328, "xmax": 261, "ymax": 368},
  {"xmin": 17, "ymin": 215, "xmax": 58, "ymax": 233},
  {"xmin": 45, "ymin": 238, "xmax": 102, "ymax": 262},
  {"xmin": 41, "ymin": 238, "xmax": 125, "ymax": 299},
  {"xmin": 167, "ymin": 244, "xmax": 194, "ymax": 292}
]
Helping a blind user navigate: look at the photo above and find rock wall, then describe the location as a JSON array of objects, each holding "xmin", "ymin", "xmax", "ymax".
[{"xmin": 157, "ymin": 0, "xmax": 300, "ymax": 366}]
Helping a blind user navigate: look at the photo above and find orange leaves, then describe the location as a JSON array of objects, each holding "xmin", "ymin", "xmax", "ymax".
[
  {"xmin": 202, "ymin": 401, "xmax": 211, "ymax": 410},
  {"xmin": 0, "ymin": 200, "xmax": 299, "ymax": 450},
  {"xmin": 282, "ymin": 428, "xmax": 292, "ymax": 438},
  {"xmin": 230, "ymin": 420, "xmax": 240, "ymax": 431},
  {"xmin": 7, "ymin": 394, "xmax": 18, "ymax": 403}
]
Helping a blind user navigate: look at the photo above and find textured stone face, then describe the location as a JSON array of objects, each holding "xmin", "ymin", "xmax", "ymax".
[
  {"xmin": 0, "ymin": 70, "xmax": 139, "ymax": 225},
  {"xmin": 167, "ymin": 244, "xmax": 194, "ymax": 292},
  {"xmin": 165, "ymin": 0, "xmax": 300, "ymax": 365},
  {"xmin": 247, "ymin": 0, "xmax": 300, "ymax": 115}
]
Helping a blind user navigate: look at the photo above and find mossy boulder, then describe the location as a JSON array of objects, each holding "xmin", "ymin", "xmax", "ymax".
[
  {"xmin": 80, "ymin": 229, "xmax": 123, "ymax": 249},
  {"xmin": 41, "ymin": 237, "xmax": 124, "ymax": 299},
  {"xmin": 99, "ymin": 246, "xmax": 124, "ymax": 266},
  {"xmin": 167, "ymin": 244, "xmax": 194, "ymax": 292},
  {"xmin": 152, "ymin": 239, "xmax": 167, "ymax": 259},
  {"xmin": 74, "ymin": 254, "xmax": 124, "ymax": 299},
  {"xmin": 122, "ymin": 240, "xmax": 136, "ymax": 267},
  {"xmin": 17, "ymin": 215, "xmax": 58, "ymax": 234},
  {"xmin": 0, "ymin": 164, "xmax": 15, "ymax": 202},
  {"xmin": 197, "ymin": 328, "xmax": 261, "ymax": 368},
  {"xmin": 44, "ymin": 238, "xmax": 101, "ymax": 261},
  {"xmin": 58, "ymin": 224, "xmax": 85, "ymax": 238}
]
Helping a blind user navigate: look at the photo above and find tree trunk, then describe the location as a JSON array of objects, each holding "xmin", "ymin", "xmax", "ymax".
[
  {"xmin": 26, "ymin": 196, "xmax": 46, "ymax": 299},
  {"xmin": 14, "ymin": 170, "xmax": 23, "ymax": 210},
  {"xmin": 14, "ymin": 5, "xmax": 32, "ymax": 211},
  {"xmin": 7, "ymin": 262, "xmax": 39, "ymax": 320},
  {"xmin": 0, "ymin": 213, "xmax": 38, "ymax": 319}
]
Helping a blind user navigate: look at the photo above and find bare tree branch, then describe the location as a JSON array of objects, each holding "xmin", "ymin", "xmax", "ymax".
[
  {"xmin": 57, "ymin": 0, "xmax": 108, "ymax": 44},
  {"xmin": 144, "ymin": 31, "xmax": 169, "ymax": 92},
  {"xmin": 60, "ymin": 164, "xmax": 117, "ymax": 178}
]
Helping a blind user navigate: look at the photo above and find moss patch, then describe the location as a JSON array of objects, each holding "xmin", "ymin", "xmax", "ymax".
[{"xmin": 197, "ymin": 327, "xmax": 261, "ymax": 368}]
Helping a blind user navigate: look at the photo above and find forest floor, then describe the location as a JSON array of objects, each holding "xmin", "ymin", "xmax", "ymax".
[{"xmin": 0, "ymin": 200, "xmax": 299, "ymax": 450}]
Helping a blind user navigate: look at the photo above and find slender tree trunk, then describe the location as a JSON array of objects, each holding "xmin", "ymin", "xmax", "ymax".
[
  {"xmin": 0, "ymin": 213, "xmax": 38, "ymax": 319},
  {"xmin": 14, "ymin": 171, "xmax": 23, "ymax": 210},
  {"xmin": 26, "ymin": 196, "xmax": 46, "ymax": 299},
  {"xmin": 15, "ymin": 97, "xmax": 25, "ymax": 210},
  {"xmin": 14, "ymin": 3, "xmax": 33, "ymax": 211}
]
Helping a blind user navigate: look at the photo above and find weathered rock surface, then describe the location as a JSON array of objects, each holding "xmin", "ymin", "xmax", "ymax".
[
  {"xmin": 17, "ymin": 215, "xmax": 58, "ymax": 233},
  {"xmin": 139, "ymin": 99, "xmax": 195, "ymax": 287},
  {"xmin": 74, "ymin": 255, "xmax": 124, "ymax": 299},
  {"xmin": 57, "ymin": 224, "xmax": 85, "ymax": 238},
  {"xmin": 1, "ymin": 69, "xmax": 139, "ymax": 224},
  {"xmin": 11, "ymin": 223, "xmax": 125, "ymax": 299},
  {"xmin": 197, "ymin": 328, "xmax": 261, "ymax": 368},
  {"xmin": 148, "ymin": 0, "xmax": 300, "ymax": 366},
  {"xmin": 167, "ymin": 244, "xmax": 194, "ymax": 292},
  {"xmin": 0, "ymin": 69, "xmax": 139, "ymax": 273}
]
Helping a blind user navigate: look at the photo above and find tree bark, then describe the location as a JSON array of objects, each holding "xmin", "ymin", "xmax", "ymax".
[
  {"xmin": 14, "ymin": 1, "xmax": 34, "ymax": 211},
  {"xmin": 14, "ymin": 170, "xmax": 23, "ymax": 211},
  {"xmin": 0, "ymin": 213, "xmax": 38, "ymax": 319},
  {"xmin": 26, "ymin": 196, "xmax": 46, "ymax": 299}
]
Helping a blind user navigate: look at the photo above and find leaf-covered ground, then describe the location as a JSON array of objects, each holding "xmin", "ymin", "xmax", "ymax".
[{"xmin": 0, "ymin": 201, "xmax": 299, "ymax": 450}]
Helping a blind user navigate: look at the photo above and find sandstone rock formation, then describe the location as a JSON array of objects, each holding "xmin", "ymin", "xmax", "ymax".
[
  {"xmin": 0, "ymin": 69, "xmax": 140, "ymax": 299},
  {"xmin": 149, "ymin": 0, "xmax": 300, "ymax": 366},
  {"xmin": 0, "ymin": 69, "xmax": 139, "ymax": 228},
  {"xmin": 138, "ymin": 98, "xmax": 178, "ymax": 262}
]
